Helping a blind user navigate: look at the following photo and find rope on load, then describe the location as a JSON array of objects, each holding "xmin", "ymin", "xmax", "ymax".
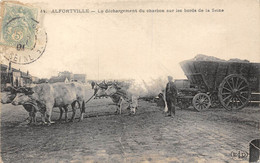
[{"xmin": 250, "ymin": 142, "xmax": 260, "ymax": 151}]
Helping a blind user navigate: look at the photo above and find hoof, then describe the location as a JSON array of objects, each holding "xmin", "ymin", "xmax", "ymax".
[
  {"xmin": 47, "ymin": 121, "xmax": 55, "ymax": 126},
  {"xmin": 46, "ymin": 121, "xmax": 55, "ymax": 125},
  {"xmin": 41, "ymin": 122, "xmax": 48, "ymax": 125}
]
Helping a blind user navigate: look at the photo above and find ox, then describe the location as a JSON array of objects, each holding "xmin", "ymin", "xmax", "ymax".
[
  {"xmin": 1, "ymin": 89, "xmax": 77, "ymax": 124},
  {"xmin": 1, "ymin": 87, "xmax": 43, "ymax": 124},
  {"xmin": 95, "ymin": 83, "xmax": 138, "ymax": 114},
  {"xmin": 155, "ymin": 88, "xmax": 169, "ymax": 114},
  {"xmin": 11, "ymin": 82, "xmax": 94, "ymax": 124},
  {"xmin": 95, "ymin": 83, "xmax": 121, "ymax": 105}
]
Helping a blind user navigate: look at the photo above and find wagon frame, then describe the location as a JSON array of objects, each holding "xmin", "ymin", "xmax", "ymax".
[{"xmin": 177, "ymin": 59, "xmax": 260, "ymax": 111}]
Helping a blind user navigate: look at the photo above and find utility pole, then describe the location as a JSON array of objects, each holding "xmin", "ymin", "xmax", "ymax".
[{"xmin": 98, "ymin": 55, "xmax": 99, "ymax": 81}]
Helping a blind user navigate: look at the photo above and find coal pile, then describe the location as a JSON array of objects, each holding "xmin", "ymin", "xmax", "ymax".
[
  {"xmin": 193, "ymin": 54, "xmax": 225, "ymax": 61},
  {"xmin": 227, "ymin": 58, "xmax": 249, "ymax": 63},
  {"xmin": 192, "ymin": 54, "xmax": 250, "ymax": 63}
]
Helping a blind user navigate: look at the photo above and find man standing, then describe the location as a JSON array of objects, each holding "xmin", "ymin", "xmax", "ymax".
[
  {"xmin": 165, "ymin": 76, "xmax": 177, "ymax": 117},
  {"xmin": 91, "ymin": 81, "xmax": 95, "ymax": 89}
]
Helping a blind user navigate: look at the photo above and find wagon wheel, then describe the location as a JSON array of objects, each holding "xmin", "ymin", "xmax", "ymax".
[
  {"xmin": 192, "ymin": 93, "xmax": 211, "ymax": 111},
  {"xmin": 218, "ymin": 74, "xmax": 251, "ymax": 110}
]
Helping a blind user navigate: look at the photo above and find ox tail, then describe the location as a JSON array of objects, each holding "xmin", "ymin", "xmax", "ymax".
[{"xmin": 163, "ymin": 88, "xmax": 168, "ymax": 113}]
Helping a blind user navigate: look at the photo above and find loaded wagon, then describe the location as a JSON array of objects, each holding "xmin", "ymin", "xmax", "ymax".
[{"xmin": 175, "ymin": 59, "xmax": 260, "ymax": 111}]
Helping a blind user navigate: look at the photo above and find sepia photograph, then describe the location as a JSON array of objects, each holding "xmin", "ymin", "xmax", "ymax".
[{"xmin": 0, "ymin": 0, "xmax": 259, "ymax": 162}]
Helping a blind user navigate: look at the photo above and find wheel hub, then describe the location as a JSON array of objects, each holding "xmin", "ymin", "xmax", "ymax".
[
  {"xmin": 199, "ymin": 99, "xmax": 204, "ymax": 104},
  {"xmin": 231, "ymin": 88, "xmax": 239, "ymax": 96}
]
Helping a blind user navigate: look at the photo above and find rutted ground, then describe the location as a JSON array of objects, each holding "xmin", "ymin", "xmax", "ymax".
[{"xmin": 1, "ymin": 98, "xmax": 259, "ymax": 163}]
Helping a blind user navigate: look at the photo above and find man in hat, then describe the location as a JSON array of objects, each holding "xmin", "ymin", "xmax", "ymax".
[{"xmin": 165, "ymin": 76, "xmax": 177, "ymax": 117}]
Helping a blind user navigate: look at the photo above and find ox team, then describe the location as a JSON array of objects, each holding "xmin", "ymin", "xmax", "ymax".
[
  {"xmin": 1, "ymin": 76, "xmax": 176, "ymax": 125},
  {"xmin": 2, "ymin": 82, "xmax": 92, "ymax": 124},
  {"xmin": 1, "ymin": 81, "xmax": 139, "ymax": 125}
]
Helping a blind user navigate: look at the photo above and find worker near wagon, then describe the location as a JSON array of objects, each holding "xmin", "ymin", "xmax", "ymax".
[
  {"xmin": 165, "ymin": 76, "xmax": 177, "ymax": 117},
  {"xmin": 91, "ymin": 81, "xmax": 95, "ymax": 89}
]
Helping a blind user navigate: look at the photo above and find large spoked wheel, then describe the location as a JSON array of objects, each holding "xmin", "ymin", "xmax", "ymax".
[
  {"xmin": 192, "ymin": 93, "xmax": 211, "ymax": 111},
  {"xmin": 218, "ymin": 74, "xmax": 251, "ymax": 111}
]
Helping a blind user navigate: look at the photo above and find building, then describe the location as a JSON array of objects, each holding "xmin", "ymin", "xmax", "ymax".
[
  {"xmin": 49, "ymin": 72, "xmax": 87, "ymax": 84},
  {"xmin": 21, "ymin": 71, "xmax": 32, "ymax": 86},
  {"xmin": 1, "ymin": 63, "xmax": 33, "ymax": 88},
  {"xmin": 73, "ymin": 74, "xmax": 87, "ymax": 83},
  {"xmin": 31, "ymin": 76, "xmax": 39, "ymax": 83},
  {"xmin": 49, "ymin": 76, "xmax": 70, "ymax": 83},
  {"xmin": 1, "ymin": 64, "xmax": 10, "ymax": 89}
]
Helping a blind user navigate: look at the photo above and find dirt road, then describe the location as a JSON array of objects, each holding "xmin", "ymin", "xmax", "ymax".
[{"xmin": 1, "ymin": 98, "xmax": 259, "ymax": 163}]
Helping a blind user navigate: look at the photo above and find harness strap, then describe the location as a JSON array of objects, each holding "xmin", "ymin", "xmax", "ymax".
[
  {"xmin": 114, "ymin": 90, "xmax": 132, "ymax": 102},
  {"xmin": 85, "ymin": 91, "xmax": 97, "ymax": 104},
  {"xmin": 23, "ymin": 101, "xmax": 39, "ymax": 110}
]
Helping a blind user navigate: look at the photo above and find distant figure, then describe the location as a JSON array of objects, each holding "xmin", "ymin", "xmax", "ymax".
[
  {"xmin": 91, "ymin": 81, "xmax": 95, "ymax": 89},
  {"xmin": 165, "ymin": 76, "xmax": 177, "ymax": 117}
]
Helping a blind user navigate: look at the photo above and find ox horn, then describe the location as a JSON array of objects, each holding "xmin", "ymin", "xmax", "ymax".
[
  {"xmin": 24, "ymin": 87, "xmax": 34, "ymax": 95},
  {"xmin": 16, "ymin": 87, "xmax": 27, "ymax": 93},
  {"xmin": 4, "ymin": 86, "xmax": 18, "ymax": 93}
]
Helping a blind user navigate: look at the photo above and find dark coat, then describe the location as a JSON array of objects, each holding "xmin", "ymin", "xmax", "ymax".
[{"xmin": 165, "ymin": 81, "xmax": 177, "ymax": 100}]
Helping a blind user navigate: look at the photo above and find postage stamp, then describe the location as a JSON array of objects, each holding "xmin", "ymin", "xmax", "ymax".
[{"xmin": 0, "ymin": 1, "xmax": 47, "ymax": 64}]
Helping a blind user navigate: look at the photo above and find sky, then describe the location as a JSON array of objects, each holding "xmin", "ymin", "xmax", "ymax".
[{"xmin": 1, "ymin": 0, "xmax": 259, "ymax": 82}]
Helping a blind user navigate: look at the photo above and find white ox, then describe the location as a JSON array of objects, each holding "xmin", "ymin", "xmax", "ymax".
[
  {"xmin": 1, "ymin": 88, "xmax": 79, "ymax": 124},
  {"xmin": 96, "ymin": 83, "xmax": 138, "ymax": 114},
  {"xmin": 1, "ymin": 89, "xmax": 42, "ymax": 124},
  {"xmin": 11, "ymin": 82, "xmax": 94, "ymax": 124}
]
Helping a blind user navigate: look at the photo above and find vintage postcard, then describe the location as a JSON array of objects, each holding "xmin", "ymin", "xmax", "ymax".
[{"xmin": 0, "ymin": 0, "xmax": 259, "ymax": 162}]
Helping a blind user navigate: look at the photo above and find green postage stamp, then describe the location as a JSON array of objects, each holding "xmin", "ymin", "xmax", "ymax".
[{"xmin": 0, "ymin": 1, "xmax": 47, "ymax": 64}]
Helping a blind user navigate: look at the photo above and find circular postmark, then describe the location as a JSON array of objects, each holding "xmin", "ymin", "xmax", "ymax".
[{"xmin": 0, "ymin": 17, "xmax": 47, "ymax": 65}]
